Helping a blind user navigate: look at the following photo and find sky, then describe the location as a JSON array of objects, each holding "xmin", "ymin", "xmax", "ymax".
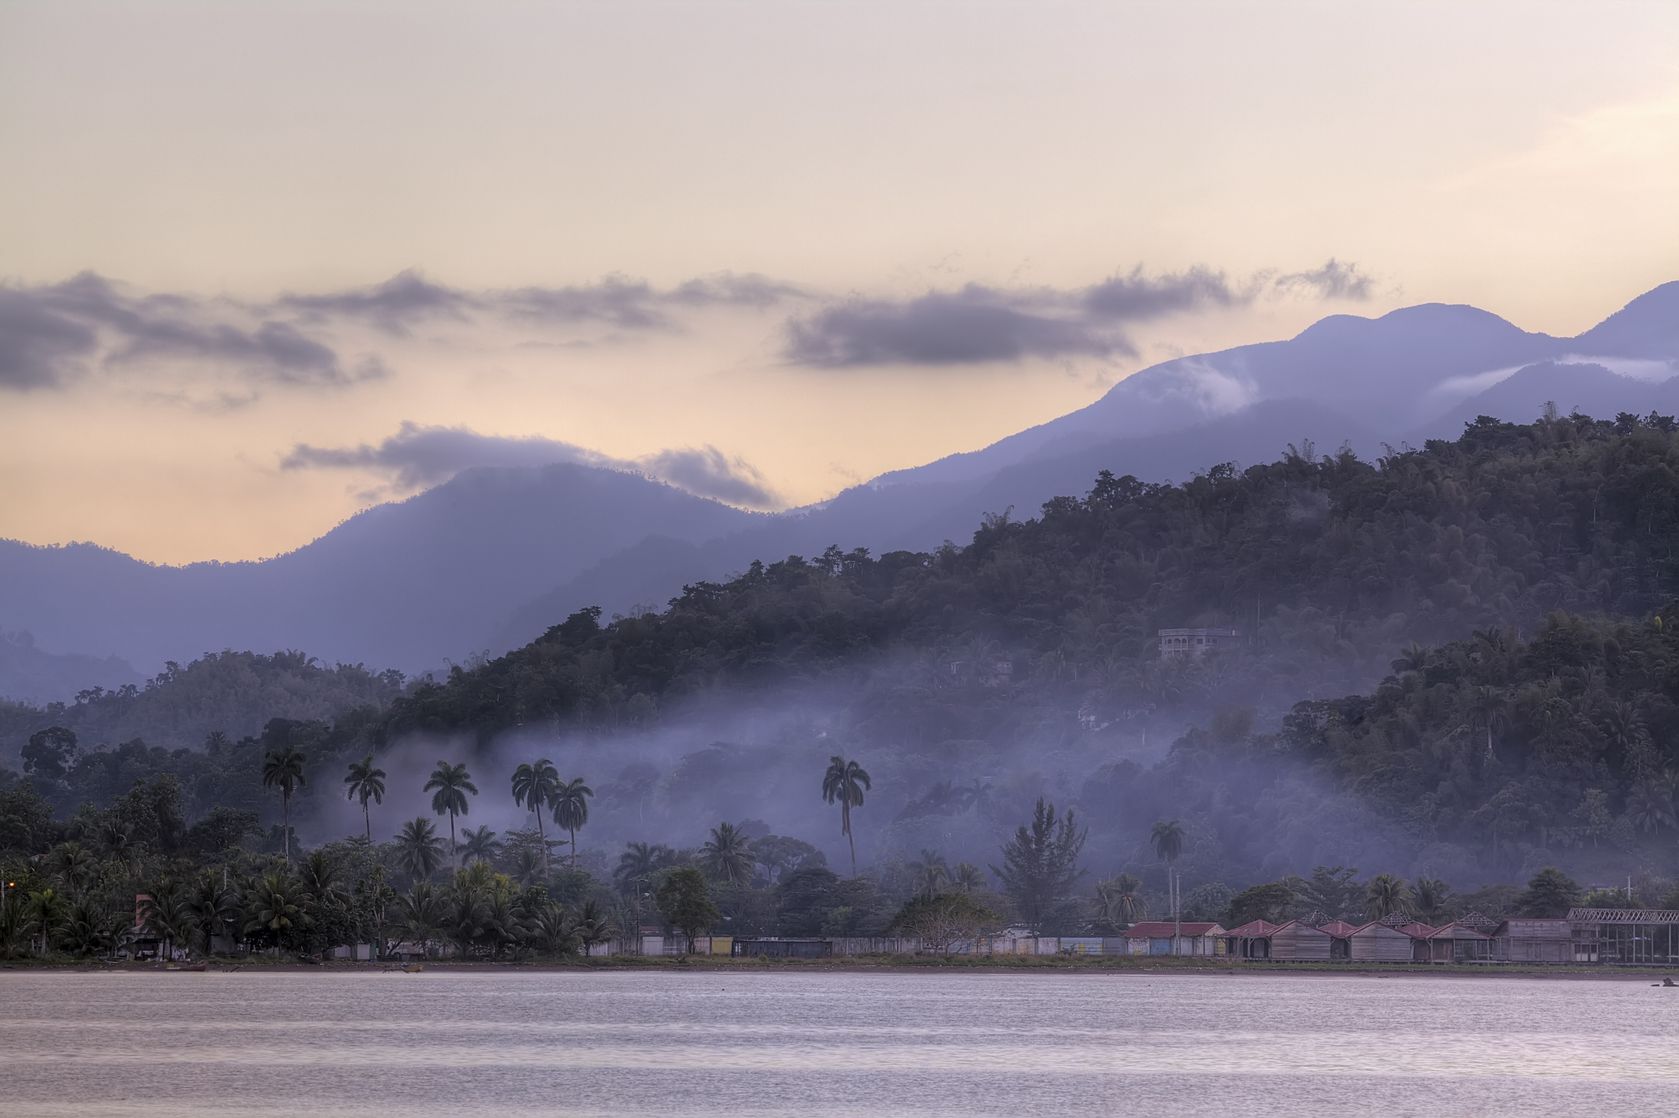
[{"xmin": 2, "ymin": 0, "xmax": 1677, "ymax": 564}]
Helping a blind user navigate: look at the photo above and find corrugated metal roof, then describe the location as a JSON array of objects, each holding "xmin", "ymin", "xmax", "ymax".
[
  {"xmin": 1427, "ymin": 922, "xmax": 1491, "ymax": 940},
  {"xmin": 1566, "ymin": 908, "xmax": 1679, "ymax": 923},
  {"xmin": 1225, "ymin": 919, "xmax": 1281, "ymax": 937},
  {"xmin": 1395, "ymin": 922, "xmax": 1438, "ymax": 939},
  {"xmin": 1317, "ymin": 920, "xmax": 1360, "ymax": 937},
  {"xmin": 1347, "ymin": 920, "xmax": 1410, "ymax": 936},
  {"xmin": 1125, "ymin": 921, "xmax": 1226, "ymax": 937}
]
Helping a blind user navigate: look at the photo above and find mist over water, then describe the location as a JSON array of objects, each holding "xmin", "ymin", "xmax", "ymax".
[{"xmin": 6, "ymin": 971, "xmax": 1674, "ymax": 1117}]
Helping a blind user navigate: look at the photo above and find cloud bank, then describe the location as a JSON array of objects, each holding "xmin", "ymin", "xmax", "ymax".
[
  {"xmin": 282, "ymin": 421, "xmax": 782, "ymax": 509},
  {"xmin": 783, "ymin": 260, "xmax": 1373, "ymax": 368}
]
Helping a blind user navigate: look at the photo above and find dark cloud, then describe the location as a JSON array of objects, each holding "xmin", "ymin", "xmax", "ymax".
[
  {"xmin": 785, "ymin": 285, "xmax": 1119, "ymax": 367},
  {"xmin": 638, "ymin": 446, "xmax": 781, "ymax": 508},
  {"xmin": 280, "ymin": 422, "xmax": 607, "ymax": 491},
  {"xmin": 0, "ymin": 288, "xmax": 100, "ymax": 389},
  {"xmin": 280, "ymin": 422, "xmax": 781, "ymax": 508},
  {"xmin": 784, "ymin": 261, "xmax": 1375, "ymax": 368},
  {"xmin": 1083, "ymin": 266, "xmax": 1249, "ymax": 319},
  {"xmin": 276, "ymin": 270, "xmax": 475, "ymax": 334},
  {"xmin": 0, "ymin": 272, "xmax": 368, "ymax": 391},
  {"xmin": 1273, "ymin": 258, "xmax": 1374, "ymax": 301},
  {"xmin": 270, "ymin": 270, "xmax": 806, "ymax": 335}
]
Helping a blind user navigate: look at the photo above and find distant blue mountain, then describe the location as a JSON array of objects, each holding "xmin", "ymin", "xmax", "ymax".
[{"xmin": 4, "ymin": 282, "xmax": 1677, "ymax": 698}]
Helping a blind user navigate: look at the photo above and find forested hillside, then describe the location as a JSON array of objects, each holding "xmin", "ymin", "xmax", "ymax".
[
  {"xmin": 6, "ymin": 412, "xmax": 1679, "ymax": 915},
  {"xmin": 388, "ymin": 411, "xmax": 1679, "ymax": 742}
]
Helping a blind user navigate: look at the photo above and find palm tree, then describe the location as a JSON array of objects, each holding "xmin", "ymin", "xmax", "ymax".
[
  {"xmin": 59, "ymin": 896, "xmax": 118, "ymax": 957},
  {"xmin": 187, "ymin": 871, "xmax": 236, "ymax": 957},
  {"xmin": 1413, "ymin": 877, "xmax": 1451, "ymax": 922},
  {"xmin": 614, "ymin": 841, "xmax": 671, "ymax": 894},
  {"xmin": 1096, "ymin": 873, "xmax": 1146, "ymax": 928},
  {"xmin": 24, "ymin": 888, "xmax": 66, "ymax": 955},
  {"xmin": 243, "ymin": 872, "xmax": 303, "ymax": 953},
  {"xmin": 1151, "ymin": 820, "xmax": 1186, "ymax": 952},
  {"xmin": 343, "ymin": 755, "xmax": 387, "ymax": 843},
  {"xmin": 551, "ymin": 777, "xmax": 593, "ymax": 868},
  {"xmin": 1366, "ymin": 873, "xmax": 1413, "ymax": 920},
  {"xmin": 821, "ymin": 755, "xmax": 871, "ymax": 876},
  {"xmin": 910, "ymin": 849, "xmax": 949, "ymax": 899},
  {"xmin": 510, "ymin": 759, "xmax": 561, "ymax": 874},
  {"xmin": 574, "ymin": 898, "xmax": 615, "ymax": 954},
  {"xmin": 952, "ymin": 862, "xmax": 985, "ymax": 893},
  {"xmin": 261, "ymin": 746, "xmax": 307, "ymax": 863},
  {"xmin": 140, "ymin": 882, "xmax": 193, "ymax": 962},
  {"xmin": 424, "ymin": 761, "xmax": 478, "ymax": 867},
  {"xmin": 460, "ymin": 825, "xmax": 502, "ymax": 866},
  {"xmin": 397, "ymin": 817, "xmax": 445, "ymax": 881},
  {"xmin": 396, "ymin": 882, "xmax": 449, "ymax": 958},
  {"xmin": 702, "ymin": 823, "xmax": 755, "ymax": 885}
]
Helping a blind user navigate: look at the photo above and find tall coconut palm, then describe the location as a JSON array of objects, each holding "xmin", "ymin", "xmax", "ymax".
[
  {"xmin": 397, "ymin": 817, "xmax": 445, "ymax": 881},
  {"xmin": 1366, "ymin": 873, "xmax": 1413, "ymax": 919},
  {"xmin": 821, "ymin": 755, "xmax": 871, "ymax": 876},
  {"xmin": 1151, "ymin": 820, "xmax": 1186, "ymax": 952},
  {"xmin": 702, "ymin": 822, "xmax": 755, "ymax": 885},
  {"xmin": 551, "ymin": 777, "xmax": 593, "ymax": 869},
  {"xmin": 510, "ymin": 759, "xmax": 561, "ymax": 874},
  {"xmin": 460, "ymin": 825, "xmax": 502, "ymax": 866},
  {"xmin": 951, "ymin": 862, "xmax": 985, "ymax": 893},
  {"xmin": 424, "ymin": 761, "xmax": 478, "ymax": 867},
  {"xmin": 261, "ymin": 746, "xmax": 307, "ymax": 863},
  {"xmin": 343, "ymin": 755, "xmax": 387, "ymax": 843}
]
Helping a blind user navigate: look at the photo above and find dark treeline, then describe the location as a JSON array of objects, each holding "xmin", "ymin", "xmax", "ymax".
[{"xmin": 5, "ymin": 412, "xmax": 1679, "ymax": 959}]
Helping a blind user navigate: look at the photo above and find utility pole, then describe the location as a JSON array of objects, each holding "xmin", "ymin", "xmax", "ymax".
[{"xmin": 1172, "ymin": 869, "xmax": 1182, "ymax": 956}]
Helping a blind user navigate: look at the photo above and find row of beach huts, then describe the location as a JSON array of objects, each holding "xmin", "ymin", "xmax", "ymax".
[{"xmin": 585, "ymin": 907, "xmax": 1679, "ymax": 966}]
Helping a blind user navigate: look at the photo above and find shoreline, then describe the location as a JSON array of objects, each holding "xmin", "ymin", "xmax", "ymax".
[{"xmin": 5, "ymin": 956, "xmax": 1673, "ymax": 980}]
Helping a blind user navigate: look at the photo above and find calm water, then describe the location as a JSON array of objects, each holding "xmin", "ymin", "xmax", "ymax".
[{"xmin": 3, "ymin": 970, "xmax": 1677, "ymax": 1116}]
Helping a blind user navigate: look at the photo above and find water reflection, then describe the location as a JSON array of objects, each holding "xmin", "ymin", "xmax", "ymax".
[{"xmin": 3, "ymin": 971, "xmax": 1675, "ymax": 1116}]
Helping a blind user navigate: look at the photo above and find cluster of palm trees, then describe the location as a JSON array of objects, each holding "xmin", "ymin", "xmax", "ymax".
[{"xmin": 260, "ymin": 747, "xmax": 596, "ymax": 875}]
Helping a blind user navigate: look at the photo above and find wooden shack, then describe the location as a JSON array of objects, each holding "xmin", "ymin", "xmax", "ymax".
[
  {"xmin": 1269, "ymin": 919, "xmax": 1333, "ymax": 961},
  {"xmin": 1318, "ymin": 920, "xmax": 1359, "ymax": 960},
  {"xmin": 1225, "ymin": 919, "xmax": 1280, "ymax": 960},
  {"xmin": 1424, "ymin": 922, "xmax": 1492, "ymax": 963},
  {"xmin": 1492, "ymin": 918, "xmax": 1571, "ymax": 963},
  {"xmin": 1347, "ymin": 921, "xmax": 1414, "ymax": 963},
  {"xmin": 1395, "ymin": 922, "xmax": 1438, "ymax": 963}
]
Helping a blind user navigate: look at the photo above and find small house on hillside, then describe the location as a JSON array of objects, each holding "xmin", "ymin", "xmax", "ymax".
[
  {"xmin": 1123, "ymin": 921, "xmax": 1228, "ymax": 956},
  {"xmin": 1157, "ymin": 628, "xmax": 1241, "ymax": 659}
]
